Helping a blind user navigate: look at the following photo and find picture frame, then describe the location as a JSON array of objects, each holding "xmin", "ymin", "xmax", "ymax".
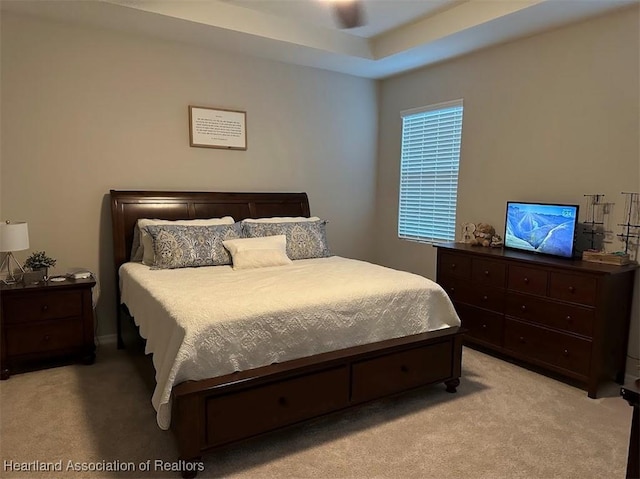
[{"xmin": 188, "ymin": 105, "xmax": 247, "ymax": 150}]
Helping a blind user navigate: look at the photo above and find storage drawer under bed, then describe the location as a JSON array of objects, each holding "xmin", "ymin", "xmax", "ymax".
[
  {"xmin": 351, "ymin": 341, "xmax": 453, "ymax": 403},
  {"xmin": 205, "ymin": 366, "xmax": 349, "ymax": 446}
]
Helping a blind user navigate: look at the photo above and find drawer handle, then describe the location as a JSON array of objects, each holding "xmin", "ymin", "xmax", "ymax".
[
  {"xmin": 482, "ymin": 295, "xmax": 488, "ymax": 301},
  {"xmin": 43, "ymin": 334, "xmax": 51, "ymax": 342},
  {"xmin": 519, "ymin": 336, "xmax": 525, "ymax": 343},
  {"xmin": 278, "ymin": 397, "xmax": 287, "ymax": 407},
  {"xmin": 449, "ymin": 287, "xmax": 455, "ymax": 293},
  {"xmin": 400, "ymin": 365, "xmax": 409, "ymax": 373},
  {"xmin": 481, "ymin": 324, "xmax": 487, "ymax": 330},
  {"xmin": 521, "ymin": 305, "xmax": 527, "ymax": 312},
  {"xmin": 42, "ymin": 305, "xmax": 49, "ymax": 312},
  {"xmin": 563, "ymin": 349, "xmax": 569, "ymax": 357},
  {"xmin": 566, "ymin": 315, "xmax": 572, "ymax": 323},
  {"xmin": 523, "ymin": 277, "xmax": 530, "ymax": 284},
  {"xmin": 568, "ymin": 286, "xmax": 575, "ymax": 293},
  {"xmin": 451, "ymin": 263, "xmax": 457, "ymax": 270}
]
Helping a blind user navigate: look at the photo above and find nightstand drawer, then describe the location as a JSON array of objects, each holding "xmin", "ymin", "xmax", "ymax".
[
  {"xmin": 3, "ymin": 291, "xmax": 83, "ymax": 323},
  {"xmin": 6, "ymin": 318, "xmax": 83, "ymax": 356}
]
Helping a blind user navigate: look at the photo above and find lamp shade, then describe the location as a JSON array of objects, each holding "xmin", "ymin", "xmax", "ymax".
[{"xmin": 0, "ymin": 222, "xmax": 29, "ymax": 252}]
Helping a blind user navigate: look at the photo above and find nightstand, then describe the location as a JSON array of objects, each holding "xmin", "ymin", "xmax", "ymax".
[{"xmin": 0, "ymin": 277, "xmax": 96, "ymax": 379}]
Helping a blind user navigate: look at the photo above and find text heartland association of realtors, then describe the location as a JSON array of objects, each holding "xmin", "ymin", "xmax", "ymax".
[{"xmin": 3, "ymin": 459, "xmax": 205, "ymax": 473}]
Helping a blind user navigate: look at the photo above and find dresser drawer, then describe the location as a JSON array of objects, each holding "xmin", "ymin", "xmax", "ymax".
[
  {"xmin": 438, "ymin": 277, "xmax": 473, "ymax": 304},
  {"xmin": 549, "ymin": 273, "xmax": 597, "ymax": 306},
  {"xmin": 3, "ymin": 290, "xmax": 83, "ymax": 324},
  {"xmin": 504, "ymin": 318, "xmax": 592, "ymax": 377},
  {"xmin": 507, "ymin": 265, "xmax": 548, "ymax": 295},
  {"xmin": 472, "ymin": 259, "xmax": 506, "ymax": 287},
  {"xmin": 506, "ymin": 293, "xmax": 594, "ymax": 337},
  {"xmin": 467, "ymin": 284, "xmax": 505, "ymax": 313},
  {"xmin": 439, "ymin": 277, "xmax": 504, "ymax": 312},
  {"xmin": 351, "ymin": 342, "xmax": 452, "ymax": 403},
  {"xmin": 438, "ymin": 252, "xmax": 471, "ymax": 279},
  {"xmin": 6, "ymin": 318, "xmax": 84, "ymax": 356},
  {"xmin": 206, "ymin": 366, "xmax": 349, "ymax": 446},
  {"xmin": 455, "ymin": 303, "xmax": 504, "ymax": 347}
]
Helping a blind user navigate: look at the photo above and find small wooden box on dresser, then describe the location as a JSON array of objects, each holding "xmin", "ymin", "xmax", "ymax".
[
  {"xmin": 435, "ymin": 242, "xmax": 638, "ymax": 398},
  {"xmin": 0, "ymin": 278, "xmax": 96, "ymax": 379}
]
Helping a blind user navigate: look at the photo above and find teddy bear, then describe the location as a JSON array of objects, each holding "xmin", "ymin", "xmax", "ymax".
[{"xmin": 470, "ymin": 223, "xmax": 496, "ymax": 247}]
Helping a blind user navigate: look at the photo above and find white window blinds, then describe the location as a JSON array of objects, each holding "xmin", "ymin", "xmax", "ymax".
[{"xmin": 398, "ymin": 99, "xmax": 464, "ymax": 243}]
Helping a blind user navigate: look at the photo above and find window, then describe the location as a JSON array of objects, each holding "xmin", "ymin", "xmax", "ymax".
[{"xmin": 398, "ymin": 99, "xmax": 464, "ymax": 243}]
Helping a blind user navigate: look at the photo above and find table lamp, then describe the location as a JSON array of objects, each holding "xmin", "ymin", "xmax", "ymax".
[{"xmin": 0, "ymin": 221, "xmax": 30, "ymax": 284}]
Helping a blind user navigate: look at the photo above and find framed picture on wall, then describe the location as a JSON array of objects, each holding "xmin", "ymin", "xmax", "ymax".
[{"xmin": 188, "ymin": 105, "xmax": 247, "ymax": 150}]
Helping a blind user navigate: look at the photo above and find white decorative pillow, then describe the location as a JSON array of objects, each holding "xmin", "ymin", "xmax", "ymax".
[
  {"xmin": 131, "ymin": 217, "xmax": 235, "ymax": 265},
  {"xmin": 222, "ymin": 235, "xmax": 292, "ymax": 270},
  {"xmin": 242, "ymin": 216, "xmax": 320, "ymax": 223}
]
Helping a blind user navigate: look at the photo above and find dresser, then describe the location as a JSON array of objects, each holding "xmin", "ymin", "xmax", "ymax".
[
  {"xmin": 0, "ymin": 278, "xmax": 96, "ymax": 379},
  {"xmin": 435, "ymin": 242, "xmax": 637, "ymax": 398}
]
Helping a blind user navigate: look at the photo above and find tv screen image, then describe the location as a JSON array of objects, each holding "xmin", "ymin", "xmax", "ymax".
[{"xmin": 505, "ymin": 202, "xmax": 579, "ymax": 258}]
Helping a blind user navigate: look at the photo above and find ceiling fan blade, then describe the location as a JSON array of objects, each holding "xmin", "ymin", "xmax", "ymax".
[{"xmin": 333, "ymin": 0, "xmax": 364, "ymax": 29}]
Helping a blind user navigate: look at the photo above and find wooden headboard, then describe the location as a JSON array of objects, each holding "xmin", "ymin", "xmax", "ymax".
[{"xmin": 110, "ymin": 190, "xmax": 310, "ymax": 272}]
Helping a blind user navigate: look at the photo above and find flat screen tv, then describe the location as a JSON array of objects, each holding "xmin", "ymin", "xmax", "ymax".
[{"xmin": 504, "ymin": 201, "xmax": 579, "ymax": 258}]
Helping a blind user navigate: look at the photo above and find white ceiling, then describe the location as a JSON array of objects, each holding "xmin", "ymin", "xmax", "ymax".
[
  {"xmin": 1, "ymin": 0, "xmax": 636, "ymax": 79},
  {"xmin": 220, "ymin": 0, "xmax": 457, "ymax": 38}
]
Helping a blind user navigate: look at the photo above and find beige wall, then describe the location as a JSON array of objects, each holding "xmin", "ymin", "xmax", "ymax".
[
  {"xmin": 375, "ymin": 7, "xmax": 640, "ymax": 374},
  {"xmin": 0, "ymin": 13, "xmax": 378, "ymax": 336}
]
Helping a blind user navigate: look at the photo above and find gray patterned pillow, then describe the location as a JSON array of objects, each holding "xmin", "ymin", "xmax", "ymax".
[
  {"xmin": 145, "ymin": 223, "xmax": 242, "ymax": 269},
  {"xmin": 242, "ymin": 220, "xmax": 331, "ymax": 260}
]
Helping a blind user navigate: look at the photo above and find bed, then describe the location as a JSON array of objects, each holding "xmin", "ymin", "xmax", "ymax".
[{"xmin": 110, "ymin": 190, "xmax": 464, "ymax": 478}]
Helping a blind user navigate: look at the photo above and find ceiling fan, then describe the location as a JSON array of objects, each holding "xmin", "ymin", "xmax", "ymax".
[{"xmin": 329, "ymin": 0, "xmax": 365, "ymax": 29}]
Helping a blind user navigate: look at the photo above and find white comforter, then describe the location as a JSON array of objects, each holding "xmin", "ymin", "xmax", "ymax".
[{"xmin": 119, "ymin": 256, "xmax": 460, "ymax": 429}]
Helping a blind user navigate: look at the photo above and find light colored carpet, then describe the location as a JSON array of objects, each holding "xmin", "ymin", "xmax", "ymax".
[{"xmin": 0, "ymin": 346, "xmax": 633, "ymax": 479}]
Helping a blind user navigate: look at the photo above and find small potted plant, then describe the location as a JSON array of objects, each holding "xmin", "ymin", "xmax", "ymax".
[{"xmin": 24, "ymin": 251, "xmax": 56, "ymax": 281}]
